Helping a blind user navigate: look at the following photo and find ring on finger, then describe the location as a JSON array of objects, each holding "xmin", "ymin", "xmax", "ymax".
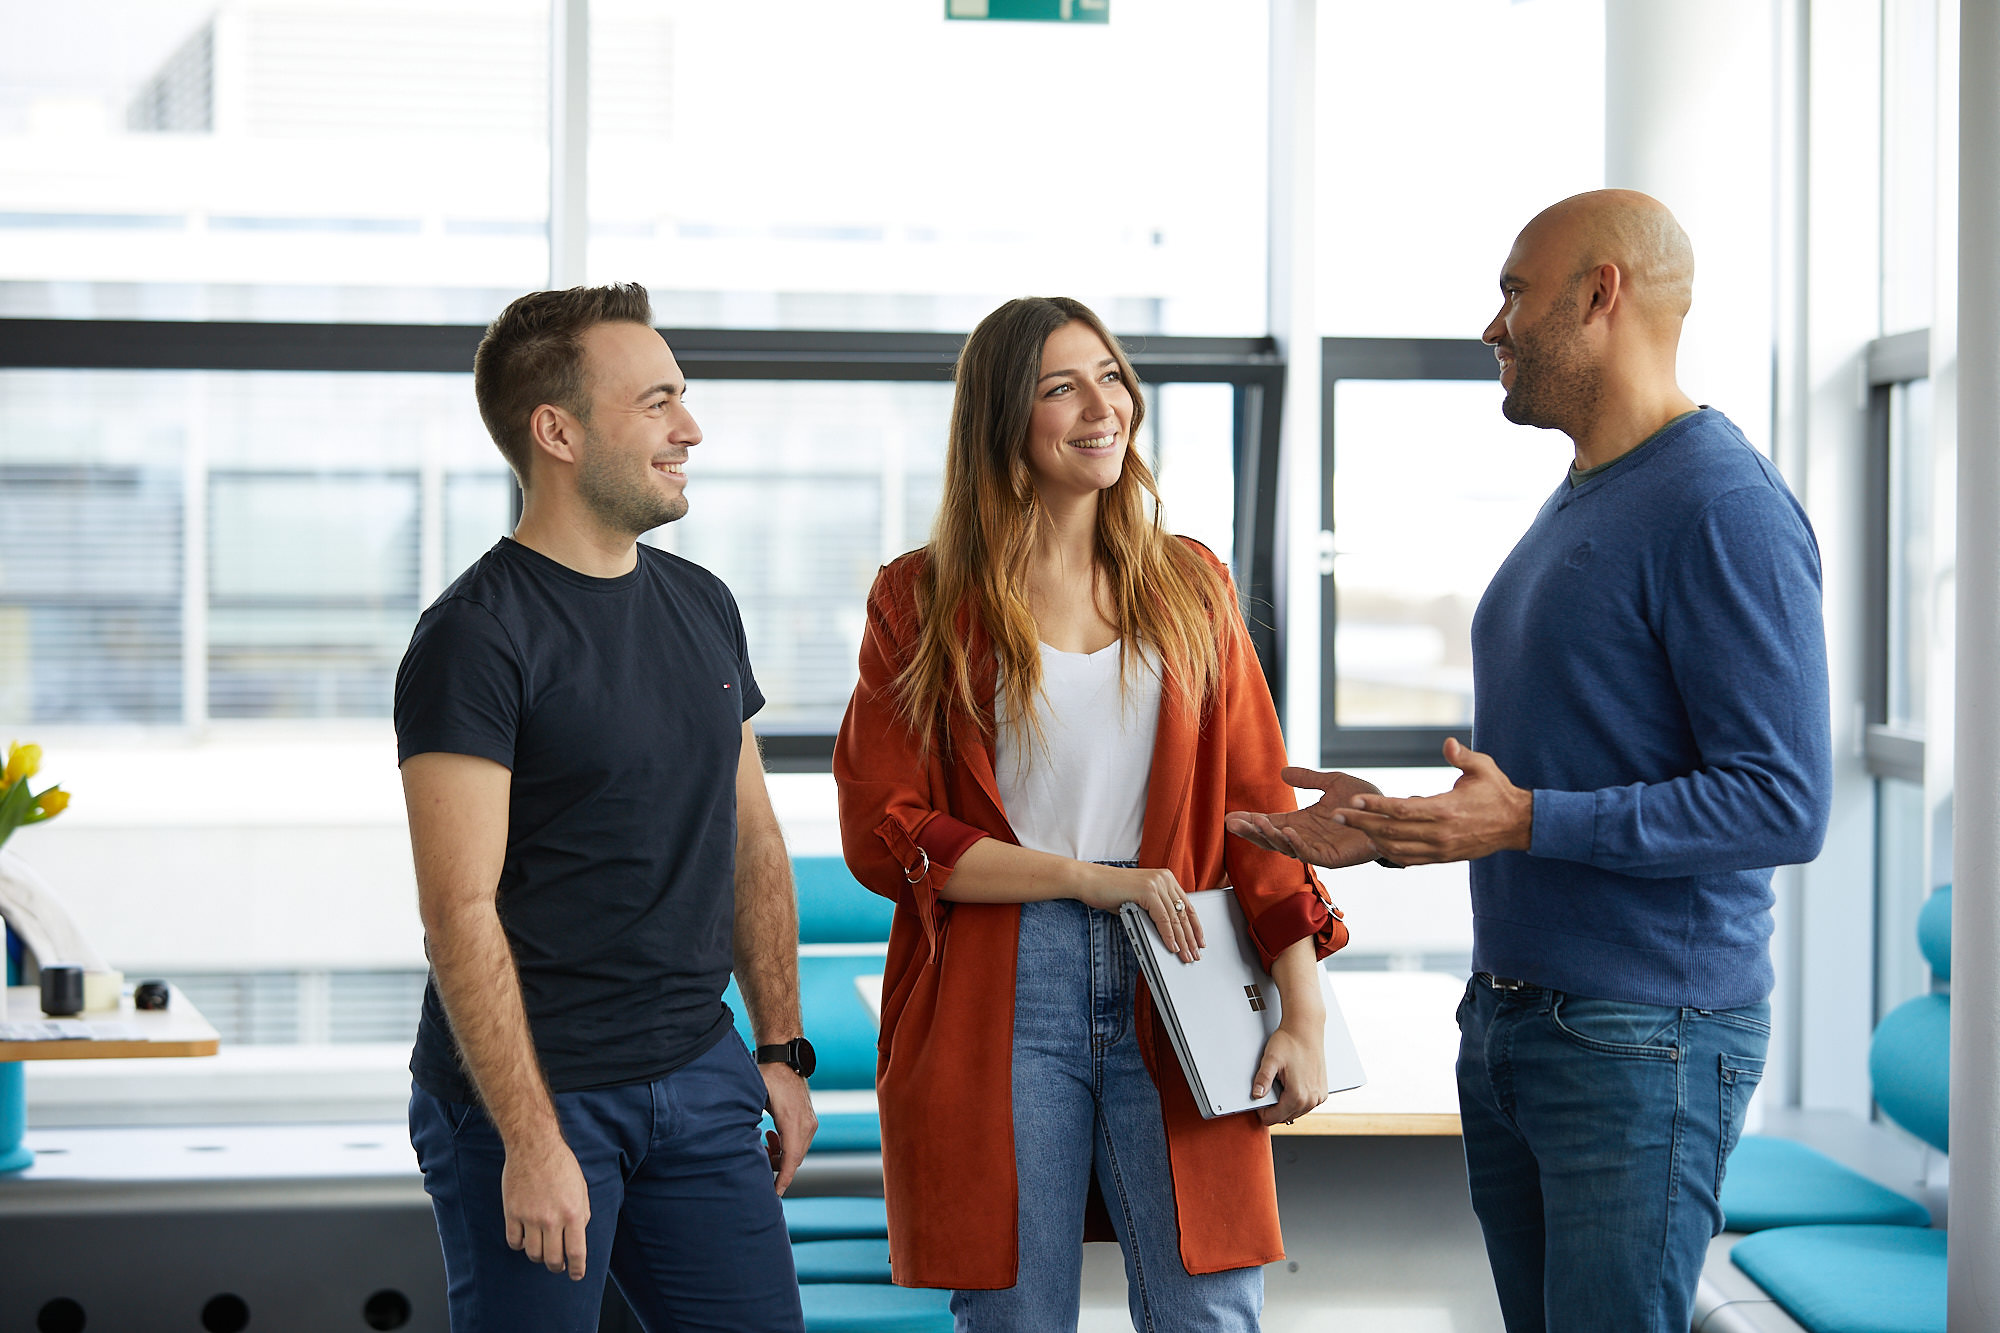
[{"xmin": 1172, "ymin": 899, "xmax": 1187, "ymax": 912}]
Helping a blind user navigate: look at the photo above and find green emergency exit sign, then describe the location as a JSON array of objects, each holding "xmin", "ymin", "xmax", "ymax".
[{"xmin": 946, "ymin": 0, "xmax": 1108, "ymax": 22}]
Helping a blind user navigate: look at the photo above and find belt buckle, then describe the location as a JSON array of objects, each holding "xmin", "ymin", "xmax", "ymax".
[{"xmin": 1485, "ymin": 973, "xmax": 1533, "ymax": 992}]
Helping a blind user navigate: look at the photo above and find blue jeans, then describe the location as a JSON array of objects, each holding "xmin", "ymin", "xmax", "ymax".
[
  {"xmin": 952, "ymin": 895, "xmax": 1263, "ymax": 1333},
  {"xmin": 409, "ymin": 1034, "xmax": 804, "ymax": 1332},
  {"xmin": 1455, "ymin": 973, "xmax": 1769, "ymax": 1333}
]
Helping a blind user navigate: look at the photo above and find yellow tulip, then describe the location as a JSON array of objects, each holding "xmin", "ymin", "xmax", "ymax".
[
  {"xmin": 3, "ymin": 741, "xmax": 41, "ymax": 787},
  {"xmin": 31, "ymin": 787, "xmax": 70, "ymax": 821}
]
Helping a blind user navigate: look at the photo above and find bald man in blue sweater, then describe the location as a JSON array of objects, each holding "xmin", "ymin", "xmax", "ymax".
[{"xmin": 1230, "ymin": 191, "xmax": 1832, "ymax": 1332}]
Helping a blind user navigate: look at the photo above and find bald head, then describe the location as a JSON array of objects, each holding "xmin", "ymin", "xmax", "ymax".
[
  {"xmin": 1484, "ymin": 190, "xmax": 1702, "ymax": 458},
  {"xmin": 1521, "ymin": 189, "xmax": 1695, "ymax": 325}
]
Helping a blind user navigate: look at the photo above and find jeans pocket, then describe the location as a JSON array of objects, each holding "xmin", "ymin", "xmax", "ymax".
[
  {"xmin": 1547, "ymin": 993, "xmax": 1681, "ymax": 1059},
  {"xmin": 1455, "ymin": 977, "xmax": 1475, "ymax": 1030},
  {"xmin": 1699, "ymin": 1002, "xmax": 1774, "ymax": 1039},
  {"xmin": 444, "ymin": 1098, "xmax": 485, "ymax": 1137},
  {"xmin": 1716, "ymin": 1053, "xmax": 1766, "ymax": 1196}
]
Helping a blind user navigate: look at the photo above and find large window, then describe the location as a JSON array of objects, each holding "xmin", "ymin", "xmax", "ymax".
[
  {"xmin": 589, "ymin": 1, "xmax": 1270, "ymax": 335},
  {"xmin": 1316, "ymin": 0, "xmax": 1605, "ymax": 341},
  {"xmin": 0, "ymin": 0, "xmax": 549, "ymax": 323},
  {"xmin": 0, "ymin": 368, "xmax": 506, "ymax": 727},
  {"xmin": 4, "ymin": 0, "xmax": 1271, "ymax": 335},
  {"xmin": 1315, "ymin": 340, "xmax": 1567, "ymax": 765},
  {"xmin": 0, "ymin": 323, "xmax": 1277, "ymax": 752}
]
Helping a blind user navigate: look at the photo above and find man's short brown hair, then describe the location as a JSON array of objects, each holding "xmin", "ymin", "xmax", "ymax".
[{"xmin": 472, "ymin": 283, "xmax": 655, "ymax": 482}]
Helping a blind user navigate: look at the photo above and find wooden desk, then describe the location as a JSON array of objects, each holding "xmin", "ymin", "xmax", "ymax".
[
  {"xmin": 0, "ymin": 986, "xmax": 219, "ymax": 1061},
  {"xmin": 1, "ymin": 985, "xmax": 218, "ymax": 1173},
  {"xmin": 855, "ymin": 969, "xmax": 1464, "ymax": 1136}
]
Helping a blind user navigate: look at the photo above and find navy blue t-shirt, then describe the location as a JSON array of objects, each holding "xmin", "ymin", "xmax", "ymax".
[{"xmin": 394, "ymin": 537, "xmax": 764, "ymax": 1102}]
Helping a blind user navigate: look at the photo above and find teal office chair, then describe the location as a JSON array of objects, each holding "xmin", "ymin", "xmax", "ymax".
[
  {"xmin": 1728, "ymin": 886, "xmax": 1952, "ymax": 1333},
  {"xmin": 1718, "ymin": 887, "xmax": 1951, "ymax": 1235}
]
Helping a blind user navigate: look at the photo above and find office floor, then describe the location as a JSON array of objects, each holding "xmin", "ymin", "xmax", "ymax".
[{"xmin": 1080, "ymin": 1134, "xmax": 1505, "ymax": 1333}]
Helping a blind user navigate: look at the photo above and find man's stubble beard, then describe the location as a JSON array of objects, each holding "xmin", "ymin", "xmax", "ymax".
[
  {"xmin": 1501, "ymin": 283, "xmax": 1604, "ymax": 436},
  {"xmin": 574, "ymin": 424, "xmax": 687, "ymax": 537}
]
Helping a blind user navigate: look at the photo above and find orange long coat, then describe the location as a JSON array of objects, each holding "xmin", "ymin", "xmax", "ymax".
[{"xmin": 832, "ymin": 543, "xmax": 1347, "ymax": 1290}]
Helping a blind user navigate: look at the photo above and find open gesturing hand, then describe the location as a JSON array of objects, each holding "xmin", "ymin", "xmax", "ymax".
[
  {"xmin": 1330, "ymin": 738, "xmax": 1532, "ymax": 865},
  {"xmin": 1225, "ymin": 768, "xmax": 1386, "ymax": 869}
]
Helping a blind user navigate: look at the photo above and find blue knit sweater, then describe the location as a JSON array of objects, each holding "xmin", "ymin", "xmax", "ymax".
[{"xmin": 1468, "ymin": 409, "xmax": 1832, "ymax": 1009}]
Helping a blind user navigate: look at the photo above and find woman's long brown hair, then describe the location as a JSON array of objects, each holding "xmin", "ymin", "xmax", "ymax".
[{"xmin": 892, "ymin": 296, "xmax": 1227, "ymax": 755}]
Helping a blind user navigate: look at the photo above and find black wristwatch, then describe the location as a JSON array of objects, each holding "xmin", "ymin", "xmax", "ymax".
[{"xmin": 755, "ymin": 1037, "xmax": 816, "ymax": 1078}]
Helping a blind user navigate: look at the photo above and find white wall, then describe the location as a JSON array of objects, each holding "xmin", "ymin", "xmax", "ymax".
[{"xmin": 15, "ymin": 733, "xmax": 423, "ymax": 971}]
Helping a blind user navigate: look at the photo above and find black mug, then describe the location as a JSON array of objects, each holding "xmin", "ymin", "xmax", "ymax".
[{"xmin": 40, "ymin": 964, "xmax": 84, "ymax": 1017}]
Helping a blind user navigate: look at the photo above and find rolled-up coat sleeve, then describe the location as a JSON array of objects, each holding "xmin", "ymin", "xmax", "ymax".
[{"xmin": 833, "ymin": 564, "xmax": 988, "ymax": 955}]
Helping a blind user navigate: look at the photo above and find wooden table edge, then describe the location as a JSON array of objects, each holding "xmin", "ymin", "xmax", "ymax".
[
  {"xmin": 1269, "ymin": 1112, "xmax": 1463, "ymax": 1137},
  {"xmin": 0, "ymin": 1038, "xmax": 220, "ymax": 1061}
]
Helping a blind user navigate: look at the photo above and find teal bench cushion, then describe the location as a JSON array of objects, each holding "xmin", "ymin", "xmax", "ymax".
[
  {"xmin": 795, "ymin": 857, "xmax": 896, "ymax": 944},
  {"xmin": 800, "ymin": 1282, "xmax": 952, "ymax": 1332},
  {"xmin": 722, "ymin": 856, "xmax": 888, "ymax": 1096},
  {"xmin": 812, "ymin": 1111, "xmax": 881, "ymax": 1153},
  {"xmin": 783, "ymin": 1195, "xmax": 889, "ymax": 1242},
  {"xmin": 1731, "ymin": 1225, "xmax": 1945, "ymax": 1333},
  {"xmin": 1720, "ymin": 1135, "xmax": 1930, "ymax": 1231},
  {"xmin": 753, "ymin": 1107, "xmax": 880, "ymax": 1155},
  {"xmin": 724, "ymin": 951, "xmax": 882, "ymax": 1091},
  {"xmin": 793, "ymin": 1238, "xmax": 894, "ymax": 1283}
]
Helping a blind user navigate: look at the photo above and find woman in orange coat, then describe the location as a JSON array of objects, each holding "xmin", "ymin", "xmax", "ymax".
[{"xmin": 834, "ymin": 296, "xmax": 1364, "ymax": 1331}]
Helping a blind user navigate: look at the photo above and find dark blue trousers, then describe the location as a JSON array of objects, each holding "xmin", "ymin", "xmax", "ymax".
[{"xmin": 409, "ymin": 1035, "xmax": 804, "ymax": 1332}]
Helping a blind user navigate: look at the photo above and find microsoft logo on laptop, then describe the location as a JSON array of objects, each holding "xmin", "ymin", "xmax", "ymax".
[{"xmin": 1243, "ymin": 985, "xmax": 1267, "ymax": 1013}]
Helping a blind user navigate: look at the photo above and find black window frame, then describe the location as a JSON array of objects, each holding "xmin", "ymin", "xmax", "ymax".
[
  {"xmin": 1318, "ymin": 336, "xmax": 1499, "ymax": 767},
  {"xmin": 0, "ymin": 318, "xmax": 1288, "ymax": 770},
  {"xmin": 1861, "ymin": 326, "xmax": 1933, "ymax": 784}
]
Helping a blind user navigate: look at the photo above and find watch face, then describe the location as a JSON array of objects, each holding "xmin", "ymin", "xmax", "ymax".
[{"xmin": 792, "ymin": 1037, "xmax": 817, "ymax": 1079}]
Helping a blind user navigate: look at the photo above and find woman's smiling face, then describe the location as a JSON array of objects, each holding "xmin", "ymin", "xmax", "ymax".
[{"xmin": 1023, "ymin": 320, "xmax": 1133, "ymax": 504}]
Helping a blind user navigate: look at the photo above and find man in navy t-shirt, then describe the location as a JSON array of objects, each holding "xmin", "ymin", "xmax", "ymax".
[
  {"xmin": 396, "ymin": 283, "xmax": 813, "ymax": 1330},
  {"xmin": 1229, "ymin": 192, "xmax": 1831, "ymax": 1331}
]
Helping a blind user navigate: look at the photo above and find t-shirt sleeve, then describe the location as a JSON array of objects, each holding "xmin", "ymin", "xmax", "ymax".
[
  {"xmin": 393, "ymin": 596, "xmax": 525, "ymax": 769},
  {"xmin": 723, "ymin": 584, "xmax": 765, "ymax": 723}
]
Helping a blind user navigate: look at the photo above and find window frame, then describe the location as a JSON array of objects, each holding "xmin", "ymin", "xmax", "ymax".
[
  {"xmin": 1317, "ymin": 335, "xmax": 1498, "ymax": 767},
  {"xmin": 1861, "ymin": 326, "xmax": 1932, "ymax": 783}
]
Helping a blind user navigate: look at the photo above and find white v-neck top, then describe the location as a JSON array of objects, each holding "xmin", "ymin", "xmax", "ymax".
[{"xmin": 994, "ymin": 640, "xmax": 1162, "ymax": 862}]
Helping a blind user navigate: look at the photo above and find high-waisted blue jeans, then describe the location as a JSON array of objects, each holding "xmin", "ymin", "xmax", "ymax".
[
  {"xmin": 951, "ymin": 892, "xmax": 1264, "ymax": 1333},
  {"xmin": 1456, "ymin": 972, "xmax": 1770, "ymax": 1332}
]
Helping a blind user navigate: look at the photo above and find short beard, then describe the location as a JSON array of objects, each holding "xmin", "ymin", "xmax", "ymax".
[
  {"xmin": 1500, "ymin": 280, "xmax": 1603, "ymax": 434},
  {"xmin": 574, "ymin": 424, "xmax": 686, "ymax": 537}
]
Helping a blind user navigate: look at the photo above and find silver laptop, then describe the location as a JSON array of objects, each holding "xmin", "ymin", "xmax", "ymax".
[{"xmin": 1120, "ymin": 888, "xmax": 1367, "ymax": 1119}]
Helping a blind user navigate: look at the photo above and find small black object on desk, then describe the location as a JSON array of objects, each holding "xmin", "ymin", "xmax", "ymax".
[
  {"xmin": 133, "ymin": 980, "xmax": 171, "ymax": 1011},
  {"xmin": 40, "ymin": 964, "xmax": 84, "ymax": 1017}
]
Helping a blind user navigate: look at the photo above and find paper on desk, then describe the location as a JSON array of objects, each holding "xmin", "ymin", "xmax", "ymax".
[
  {"xmin": 0, "ymin": 1019, "xmax": 146, "ymax": 1041},
  {"xmin": 0, "ymin": 1020, "xmax": 96, "ymax": 1041}
]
